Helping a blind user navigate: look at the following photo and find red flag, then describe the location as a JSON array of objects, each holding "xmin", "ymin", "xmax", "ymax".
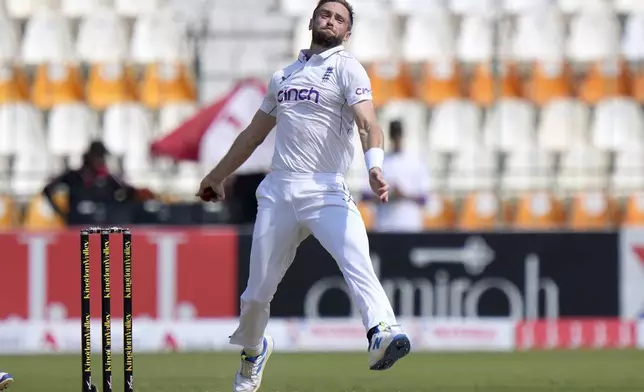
[{"xmin": 150, "ymin": 78, "xmax": 275, "ymax": 174}]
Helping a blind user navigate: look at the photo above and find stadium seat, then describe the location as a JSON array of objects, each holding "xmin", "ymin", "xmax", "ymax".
[
  {"xmin": 279, "ymin": 0, "xmax": 317, "ymax": 16},
  {"xmin": 291, "ymin": 16, "xmax": 312, "ymax": 58},
  {"xmin": 115, "ymin": 0, "xmax": 166, "ymax": 17},
  {"xmin": 458, "ymin": 191, "xmax": 509, "ymax": 230},
  {"xmin": 483, "ymin": 98, "xmax": 537, "ymax": 152},
  {"xmin": 102, "ymin": 103, "xmax": 154, "ymax": 157},
  {"xmin": 62, "ymin": 0, "xmax": 115, "ymax": 18},
  {"xmin": 31, "ymin": 63, "xmax": 84, "ymax": 109},
  {"xmin": 367, "ymin": 62, "xmax": 414, "ymax": 108},
  {"xmin": 611, "ymin": 149, "xmax": 644, "ymax": 195},
  {"xmin": 0, "ymin": 65, "xmax": 30, "ymax": 104},
  {"xmin": 6, "ymin": 0, "xmax": 59, "ymax": 19},
  {"xmin": 77, "ymin": 8, "xmax": 128, "ymax": 63},
  {"xmin": 558, "ymin": 0, "xmax": 613, "ymax": 13},
  {"xmin": 0, "ymin": 194, "xmax": 18, "ymax": 229},
  {"xmin": 402, "ymin": 10, "xmax": 456, "ymax": 63},
  {"xmin": 139, "ymin": 62, "xmax": 197, "ymax": 109},
  {"xmin": 207, "ymin": 9, "xmax": 292, "ymax": 35},
  {"xmin": 357, "ymin": 201, "xmax": 375, "ymax": 230},
  {"xmin": 22, "ymin": 192, "xmax": 67, "ymax": 230},
  {"xmin": 130, "ymin": 10, "xmax": 193, "ymax": 64},
  {"xmin": 578, "ymin": 59, "xmax": 632, "ymax": 105},
  {"xmin": 621, "ymin": 192, "xmax": 644, "ymax": 226},
  {"xmin": 568, "ymin": 191, "xmax": 619, "ymax": 229},
  {"xmin": 418, "ymin": 60, "xmax": 462, "ymax": 106},
  {"xmin": 567, "ymin": 9, "xmax": 620, "ymax": 63},
  {"xmin": 523, "ymin": 60, "xmax": 573, "ymax": 105},
  {"xmin": 591, "ymin": 98, "xmax": 644, "ymax": 151},
  {"xmin": 457, "ymin": 15, "xmax": 493, "ymax": 63},
  {"xmin": 86, "ymin": 63, "xmax": 138, "ymax": 110},
  {"xmin": 168, "ymin": 161, "xmax": 203, "ymax": 197},
  {"xmin": 123, "ymin": 148, "xmax": 166, "ymax": 193},
  {"xmin": 11, "ymin": 149, "xmax": 53, "ymax": 199},
  {"xmin": 423, "ymin": 193, "xmax": 456, "ymax": 230},
  {"xmin": 377, "ymin": 100, "xmax": 429, "ymax": 154},
  {"xmin": 449, "ymin": 0, "xmax": 496, "ymax": 16},
  {"xmin": 392, "ymin": 0, "xmax": 447, "ymax": 15},
  {"xmin": 0, "ymin": 15, "xmax": 20, "ymax": 63},
  {"xmin": 502, "ymin": 147, "xmax": 555, "ymax": 192},
  {"xmin": 468, "ymin": 61, "xmax": 522, "ymax": 107},
  {"xmin": 538, "ymin": 98, "xmax": 590, "ymax": 152},
  {"xmin": 557, "ymin": 145, "xmax": 610, "ymax": 191},
  {"xmin": 21, "ymin": 9, "xmax": 75, "ymax": 65},
  {"xmin": 47, "ymin": 103, "xmax": 100, "ymax": 160},
  {"xmin": 622, "ymin": 13, "xmax": 644, "ymax": 63},
  {"xmin": 616, "ymin": 0, "xmax": 644, "ymax": 13},
  {"xmin": 447, "ymin": 147, "xmax": 498, "ymax": 192},
  {"xmin": 0, "ymin": 103, "xmax": 46, "ymax": 158},
  {"xmin": 512, "ymin": 8, "xmax": 565, "ymax": 63},
  {"xmin": 428, "ymin": 99, "xmax": 482, "ymax": 153},
  {"xmin": 632, "ymin": 68, "xmax": 644, "ymax": 104},
  {"xmin": 158, "ymin": 102, "xmax": 198, "ymax": 137},
  {"xmin": 502, "ymin": 0, "xmax": 554, "ymax": 14},
  {"xmin": 512, "ymin": 191, "xmax": 565, "ymax": 229},
  {"xmin": 348, "ymin": 13, "xmax": 398, "ymax": 63}
]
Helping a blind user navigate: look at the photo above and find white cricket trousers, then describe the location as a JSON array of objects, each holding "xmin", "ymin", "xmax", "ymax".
[{"xmin": 229, "ymin": 172, "xmax": 397, "ymax": 348}]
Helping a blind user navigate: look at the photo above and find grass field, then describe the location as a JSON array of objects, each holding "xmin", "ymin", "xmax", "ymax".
[{"xmin": 1, "ymin": 350, "xmax": 643, "ymax": 391}]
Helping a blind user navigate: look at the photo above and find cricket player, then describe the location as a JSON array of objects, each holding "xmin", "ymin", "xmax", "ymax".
[
  {"xmin": 0, "ymin": 372, "xmax": 13, "ymax": 390},
  {"xmin": 195, "ymin": 1, "xmax": 410, "ymax": 390}
]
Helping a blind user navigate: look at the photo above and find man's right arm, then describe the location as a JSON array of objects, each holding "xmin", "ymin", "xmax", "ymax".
[{"xmin": 202, "ymin": 109, "xmax": 276, "ymax": 184}]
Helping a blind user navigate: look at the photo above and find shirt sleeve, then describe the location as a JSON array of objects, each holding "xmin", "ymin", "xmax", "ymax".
[
  {"xmin": 259, "ymin": 74, "xmax": 278, "ymax": 117},
  {"xmin": 341, "ymin": 58, "xmax": 373, "ymax": 106}
]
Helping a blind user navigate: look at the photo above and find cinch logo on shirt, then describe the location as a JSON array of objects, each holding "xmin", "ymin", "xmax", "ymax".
[
  {"xmin": 277, "ymin": 87, "xmax": 321, "ymax": 104},
  {"xmin": 355, "ymin": 87, "xmax": 372, "ymax": 95}
]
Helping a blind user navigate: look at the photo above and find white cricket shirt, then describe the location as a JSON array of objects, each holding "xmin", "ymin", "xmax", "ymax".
[{"xmin": 259, "ymin": 45, "xmax": 373, "ymax": 175}]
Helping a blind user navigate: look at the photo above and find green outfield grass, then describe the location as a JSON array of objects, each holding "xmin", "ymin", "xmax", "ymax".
[{"xmin": 1, "ymin": 350, "xmax": 643, "ymax": 391}]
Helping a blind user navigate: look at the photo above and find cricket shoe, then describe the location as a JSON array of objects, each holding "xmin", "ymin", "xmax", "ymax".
[
  {"xmin": 368, "ymin": 323, "xmax": 411, "ymax": 371},
  {"xmin": 0, "ymin": 373, "xmax": 13, "ymax": 390},
  {"xmin": 233, "ymin": 336, "xmax": 274, "ymax": 392}
]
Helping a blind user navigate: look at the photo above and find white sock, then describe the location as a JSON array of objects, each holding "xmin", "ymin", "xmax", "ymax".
[{"xmin": 244, "ymin": 343, "xmax": 263, "ymax": 357}]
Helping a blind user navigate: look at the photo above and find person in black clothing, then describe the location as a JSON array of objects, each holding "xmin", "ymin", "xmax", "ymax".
[{"xmin": 42, "ymin": 141, "xmax": 138, "ymax": 223}]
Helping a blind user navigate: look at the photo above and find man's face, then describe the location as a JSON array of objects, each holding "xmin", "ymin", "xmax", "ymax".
[{"xmin": 310, "ymin": 2, "xmax": 351, "ymax": 49}]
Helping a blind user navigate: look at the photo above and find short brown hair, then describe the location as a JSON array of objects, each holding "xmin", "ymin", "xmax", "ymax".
[{"xmin": 314, "ymin": 0, "xmax": 354, "ymax": 28}]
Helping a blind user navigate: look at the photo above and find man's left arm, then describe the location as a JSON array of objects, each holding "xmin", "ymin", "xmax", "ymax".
[{"xmin": 342, "ymin": 59, "xmax": 388, "ymax": 203}]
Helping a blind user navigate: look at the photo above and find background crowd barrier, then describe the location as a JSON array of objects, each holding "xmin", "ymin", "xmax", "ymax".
[{"xmin": 1, "ymin": 227, "xmax": 643, "ymax": 354}]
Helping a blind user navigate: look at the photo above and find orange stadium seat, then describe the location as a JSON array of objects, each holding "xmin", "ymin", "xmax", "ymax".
[
  {"xmin": 468, "ymin": 61, "xmax": 522, "ymax": 107},
  {"xmin": 418, "ymin": 60, "xmax": 462, "ymax": 107},
  {"xmin": 31, "ymin": 63, "xmax": 84, "ymax": 109},
  {"xmin": 139, "ymin": 63, "xmax": 197, "ymax": 109},
  {"xmin": 523, "ymin": 61, "xmax": 573, "ymax": 106},
  {"xmin": 423, "ymin": 193, "xmax": 456, "ymax": 230},
  {"xmin": 367, "ymin": 62, "xmax": 414, "ymax": 108},
  {"xmin": 357, "ymin": 200, "xmax": 375, "ymax": 230},
  {"xmin": 578, "ymin": 59, "xmax": 632, "ymax": 105},
  {"xmin": 86, "ymin": 63, "xmax": 138, "ymax": 110},
  {"xmin": 0, "ymin": 195, "xmax": 18, "ymax": 229},
  {"xmin": 621, "ymin": 192, "xmax": 644, "ymax": 226},
  {"xmin": 457, "ymin": 191, "xmax": 510, "ymax": 230},
  {"xmin": 568, "ymin": 191, "xmax": 620, "ymax": 230},
  {"xmin": 0, "ymin": 65, "xmax": 29, "ymax": 104},
  {"xmin": 22, "ymin": 192, "xmax": 68, "ymax": 230},
  {"xmin": 512, "ymin": 192, "xmax": 565, "ymax": 229},
  {"xmin": 631, "ymin": 66, "xmax": 644, "ymax": 104}
]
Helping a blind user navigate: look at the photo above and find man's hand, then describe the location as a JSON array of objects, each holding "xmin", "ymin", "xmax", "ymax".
[
  {"xmin": 369, "ymin": 167, "xmax": 389, "ymax": 203},
  {"xmin": 195, "ymin": 174, "xmax": 226, "ymax": 202}
]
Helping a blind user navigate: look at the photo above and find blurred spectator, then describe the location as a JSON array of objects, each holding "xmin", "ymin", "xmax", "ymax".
[
  {"xmin": 42, "ymin": 141, "xmax": 139, "ymax": 224},
  {"xmin": 364, "ymin": 120, "xmax": 430, "ymax": 232}
]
